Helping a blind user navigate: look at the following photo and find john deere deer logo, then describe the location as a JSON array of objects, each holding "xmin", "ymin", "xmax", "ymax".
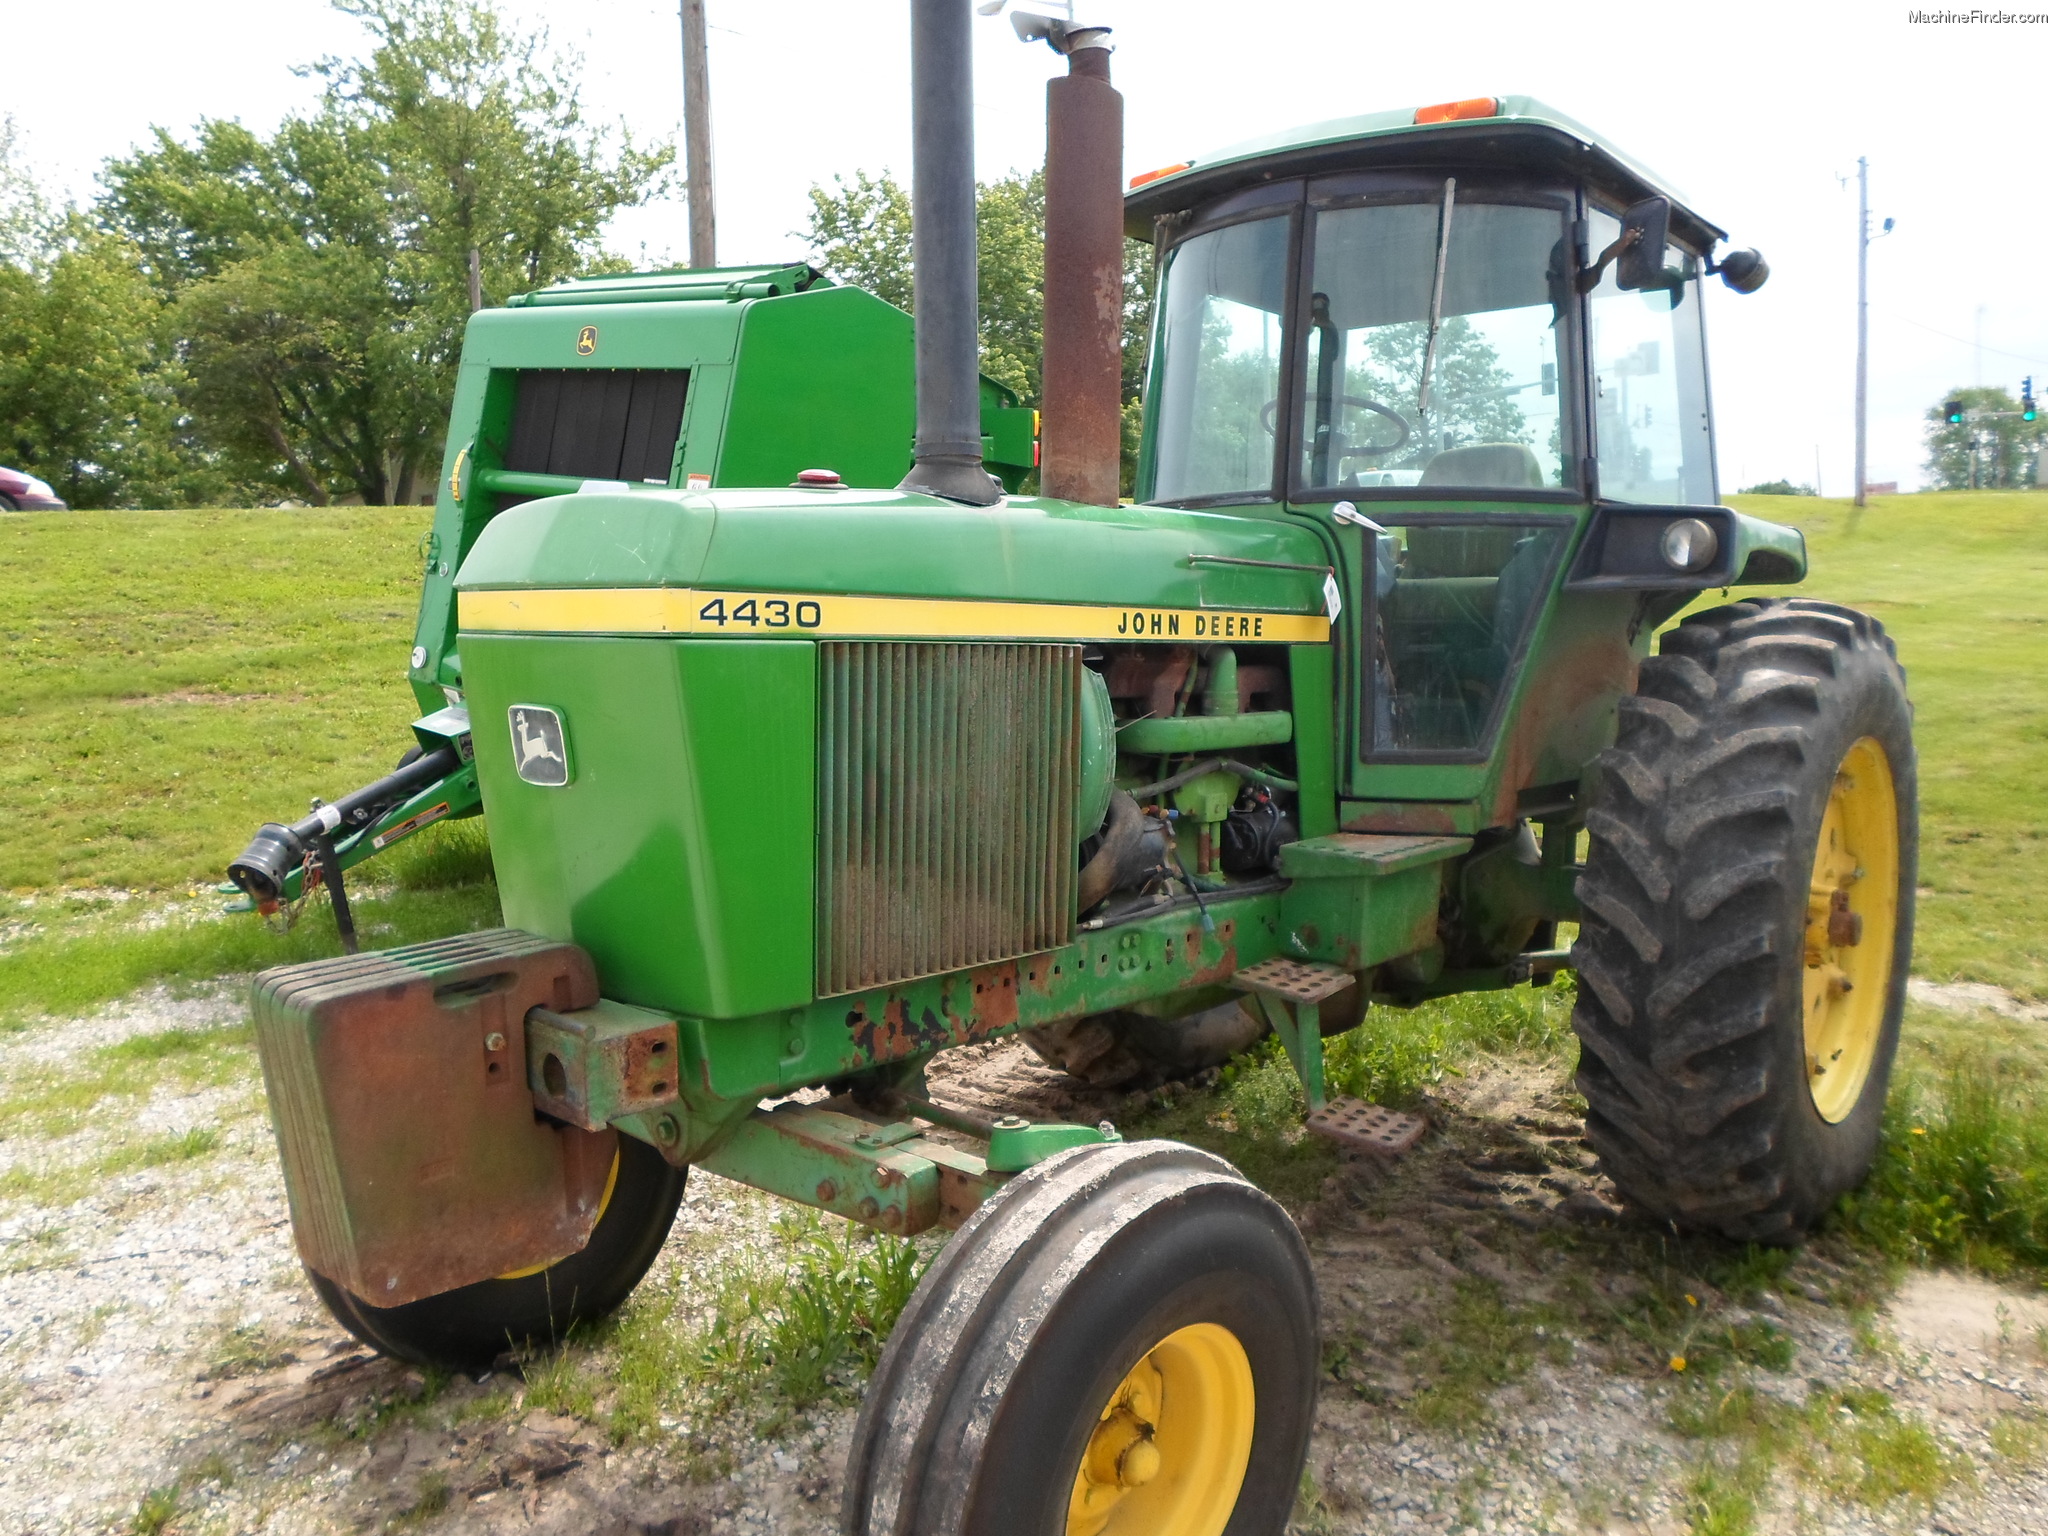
[
  {"xmin": 576, "ymin": 325, "xmax": 598, "ymax": 356},
  {"xmin": 508, "ymin": 706, "xmax": 570, "ymax": 786}
]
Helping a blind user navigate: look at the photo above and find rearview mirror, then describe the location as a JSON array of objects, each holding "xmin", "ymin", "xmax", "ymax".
[{"xmin": 1616, "ymin": 197, "xmax": 1671, "ymax": 291}]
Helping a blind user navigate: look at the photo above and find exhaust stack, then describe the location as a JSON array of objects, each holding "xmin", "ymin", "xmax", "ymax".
[
  {"xmin": 898, "ymin": 0, "xmax": 1003, "ymax": 507},
  {"xmin": 1035, "ymin": 20, "xmax": 1124, "ymax": 507}
]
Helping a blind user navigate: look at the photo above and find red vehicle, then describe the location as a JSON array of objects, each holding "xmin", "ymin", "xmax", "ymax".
[{"xmin": 0, "ymin": 466, "xmax": 66, "ymax": 511}]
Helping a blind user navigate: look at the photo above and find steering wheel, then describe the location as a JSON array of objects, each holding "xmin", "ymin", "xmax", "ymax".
[{"xmin": 1258, "ymin": 395, "xmax": 1411, "ymax": 457}]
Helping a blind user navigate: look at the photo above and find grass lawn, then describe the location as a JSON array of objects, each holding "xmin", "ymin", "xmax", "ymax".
[
  {"xmin": 0, "ymin": 506, "xmax": 432, "ymax": 892},
  {"xmin": 1726, "ymin": 490, "xmax": 2048, "ymax": 999}
]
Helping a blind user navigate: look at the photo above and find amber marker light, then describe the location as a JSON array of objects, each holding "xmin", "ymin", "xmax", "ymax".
[
  {"xmin": 1413, "ymin": 97, "xmax": 1499, "ymax": 125},
  {"xmin": 1128, "ymin": 161, "xmax": 1192, "ymax": 189}
]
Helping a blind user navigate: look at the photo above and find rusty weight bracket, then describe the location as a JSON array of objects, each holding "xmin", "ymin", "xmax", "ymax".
[{"xmin": 527, "ymin": 1000, "xmax": 682, "ymax": 1131}]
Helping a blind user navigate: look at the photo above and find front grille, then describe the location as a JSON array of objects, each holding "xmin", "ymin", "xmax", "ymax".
[{"xmin": 817, "ymin": 642, "xmax": 1080, "ymax": 996}]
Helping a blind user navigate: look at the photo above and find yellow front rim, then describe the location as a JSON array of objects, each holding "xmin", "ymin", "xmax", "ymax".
[
  {"xmin": 1066, "ymin": 1322, "xmax": 1255, "ymax": 1536},
  {"xmin": 1803, "ymin": 737, "xmax": 1900, "ymax": 1123},
  {"xmin": 494, "ymin": 1147, "xmax": 621, "ymax": 1281}
]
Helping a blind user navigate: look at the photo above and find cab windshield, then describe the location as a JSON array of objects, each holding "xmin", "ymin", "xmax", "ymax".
[
  {"xmin": 1144, "ymin": 190, "xmax": 1579, "ymax": 503},
  {"xmin": 1297, "ymin": 194, "xmax": 1573, "ymax": 495}
]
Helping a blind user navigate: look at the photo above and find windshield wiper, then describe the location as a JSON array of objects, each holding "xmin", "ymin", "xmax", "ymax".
[{"xmin": 1416, "ymin": 177, "xmax": 1457, "ymax": 420}]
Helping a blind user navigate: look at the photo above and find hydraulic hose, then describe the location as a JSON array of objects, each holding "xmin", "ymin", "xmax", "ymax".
[{"xmin": 1125, "ymin": 757, "xmax": 1299, "ymax": 801}]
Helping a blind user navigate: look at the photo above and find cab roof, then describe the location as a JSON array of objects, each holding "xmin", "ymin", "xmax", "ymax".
[{"xmin": 1123, "ymin": 95, "xmax": 1726, "ymax": 253}]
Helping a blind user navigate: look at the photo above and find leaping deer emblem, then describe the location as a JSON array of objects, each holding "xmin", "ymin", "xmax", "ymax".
[{"xmin": 513, "ymin": 709, "xmax": 564, "ymax": 779}]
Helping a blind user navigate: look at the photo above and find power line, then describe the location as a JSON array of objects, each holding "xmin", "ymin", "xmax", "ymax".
[{"xmin": 1890, "ymin": 313, "xmax": 2047, "ymax": 373}]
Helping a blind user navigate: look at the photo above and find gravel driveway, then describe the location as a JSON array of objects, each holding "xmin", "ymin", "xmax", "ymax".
[{"xmin": 4, "ymin": 984, "xmax": 2046, "ymax": 1536}]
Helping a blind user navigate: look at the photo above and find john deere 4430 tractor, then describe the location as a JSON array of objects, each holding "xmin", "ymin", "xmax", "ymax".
[{"xmin": 227, "ymin": 8, "xmax": 1914, "ymax": 1532}]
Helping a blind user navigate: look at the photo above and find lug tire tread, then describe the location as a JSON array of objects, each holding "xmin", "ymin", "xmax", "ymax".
[{"xmin": 1570, "ymin": 597, "xmax": 1917, "ymax": 1243}]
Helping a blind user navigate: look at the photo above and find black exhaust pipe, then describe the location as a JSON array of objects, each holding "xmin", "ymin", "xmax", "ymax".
[{"xmin": 897, "ymin": 0, "xmax": 1002, "ymax": 507}]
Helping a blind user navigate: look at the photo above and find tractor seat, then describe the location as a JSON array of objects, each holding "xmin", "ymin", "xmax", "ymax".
[{"xmin": 1417, "ymin": 443, "xmax": 1549, "ymax": 490}]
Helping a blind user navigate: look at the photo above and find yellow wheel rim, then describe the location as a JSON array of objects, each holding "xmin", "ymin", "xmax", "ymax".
[
  {"xmin": 1802, "ymin": 737, "xmax": 1900, "ymax": 1123},
  {"xmin": 1065, "ymin": 1322, "xmax": 1255, "ymax": 1536},
  {"xmin": 494, "ymin": 1147, "xmax": 621, "ymax": 1281}
]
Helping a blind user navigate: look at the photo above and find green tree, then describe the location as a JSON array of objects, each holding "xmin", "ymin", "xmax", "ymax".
[
  {"xmin": 1923, "ymin": 386, "xmax": 2042, "ymax": 490},
  {"xmin": 99, "ymin": 0, "xmax": 669, "ymax": 505},
  {"xmin": 1, "ymin": 114, "xmax": 56, "ymax": 269},
  {"xmin": 0, "ymin": 222, "xmax": 228, "ymax": 507},
  {"xmin": 804, "ymin": 167, "xmax": 1157, "ymax": 492}
]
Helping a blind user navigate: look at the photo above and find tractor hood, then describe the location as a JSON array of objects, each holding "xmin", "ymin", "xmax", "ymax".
[{"xmin": 455, "ymin": 487, "xmax": 1336, "ymax": 641}]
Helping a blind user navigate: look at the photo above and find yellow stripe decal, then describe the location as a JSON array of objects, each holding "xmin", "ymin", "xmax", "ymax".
[{"xmin": 458, "ymin": 587, "xmax": 1331, "ymax": 644}]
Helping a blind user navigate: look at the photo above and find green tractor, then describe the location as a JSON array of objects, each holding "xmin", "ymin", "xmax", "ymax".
[{"xmin": 227, "ymin": 9, "xmax": 1915, "ymax": 1533}]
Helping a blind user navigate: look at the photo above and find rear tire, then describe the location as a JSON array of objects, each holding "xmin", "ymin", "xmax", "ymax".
[
  {"xmin": 1571, "ymin": 597, "xmax": 1916, "ymax": 1242},
  {"xmin": 308, "ymin": 1134, "xmax": 686, "ymax": 1370},
  {"xmin": 843, "ymin": 1140, "xmax": 1318, "ymax": 1536},
  {"xmin": 1021, "ymin": 1000, "xmax": 1268, "ymax": 1089}
]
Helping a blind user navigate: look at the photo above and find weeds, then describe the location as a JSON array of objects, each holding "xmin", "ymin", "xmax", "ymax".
[
  {"xmin": 1989, "ymin": 1412, "xmax": 2048, "ymax": 1469},
  {"xmin": 130, "ymin": 1485, "xmax": 182, "ymax": 1536},
  {"xmin": 1669, "ymin": 1381, "xmax": 1969, "ymax": 1532},
  {"xmin": 1405, "ymin": 1279, "xmax": 1565, "ymax": 1429},
  {"xmin": 1838, "ymin": 1049, "xmax": 2048, "ymax": 1274},
  {"xmin": 1130, "ymin": 986, "xmax": 1579, "ymax": 1205},
  {"xmin": 536, "ymin": 1208, "xmax": 928, "ymax": 1444},
  {"xmin": 208, "ymin": 1319, "xmax": 297, "ymax": 1380},
  {"xmin": 387, "ymin": 1471, "xmax": 452, "ymax": 1531},
  {"xmin": 1326, "ymin": 986, "xmax": 1576, "ymax": 1108},
  {"xmin": 0, "ymin": 1126, "xmax": 224, "ymax": 1206}
]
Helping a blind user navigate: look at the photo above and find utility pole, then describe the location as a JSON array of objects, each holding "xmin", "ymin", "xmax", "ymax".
[
  {"xmin": 1854, "ymin": 157, "xmax": 1868, "ymax": 510},
  {"xmin": 681, "ymin": 0, "xmax": 716, "ymax": 269}
]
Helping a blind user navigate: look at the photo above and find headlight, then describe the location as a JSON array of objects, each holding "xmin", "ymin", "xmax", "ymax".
[
  {"xmin": 1660, "ymin": 517, "xmax": 1719, "ymax": 573},
  {"xmin": 23, "ymin": 475, "xmax": 54, "ymax": 498}
]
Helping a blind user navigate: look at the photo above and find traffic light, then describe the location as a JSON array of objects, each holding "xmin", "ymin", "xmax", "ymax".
[
  {"xmin": 1945, "ymin": 400, "xmax": 1967, "ymax": 425},
  {"xmin": 2024, "ymin": 377, "xmax": 2037, "ymax": 423}
]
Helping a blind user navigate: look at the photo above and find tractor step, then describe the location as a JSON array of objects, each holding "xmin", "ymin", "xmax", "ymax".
[
  {"xmin": 1231, "ymin": 956, "xmax": 1357, "ymax": 1006},
  {"xmin": 1306, "ymin": 1097, "xmax": 1428, "ymax": 1156}
]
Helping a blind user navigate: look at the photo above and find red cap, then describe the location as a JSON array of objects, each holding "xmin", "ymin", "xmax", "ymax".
[{"xmin": 795, "ymin": 468, "xmax": 846, "ymax": 488}]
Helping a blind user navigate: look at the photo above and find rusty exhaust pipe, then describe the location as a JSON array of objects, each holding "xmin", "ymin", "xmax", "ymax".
[
  {"xmin": 1032, "ymin": 18, "xmax": 1124, "ymax": 508},
  {"xmin": 898, "ymin": 0, "xmax": 1003, "ymax": 507}
]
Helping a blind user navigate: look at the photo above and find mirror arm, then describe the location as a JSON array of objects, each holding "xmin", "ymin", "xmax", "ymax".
[{"xmin": 1575, "ymin": 228, "xmax": 1641, "ymax": 295}]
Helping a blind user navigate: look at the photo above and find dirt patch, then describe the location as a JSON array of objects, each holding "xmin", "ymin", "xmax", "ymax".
[
  {"xmin": 5, "ymin": 995, "xmax": 2048, "ymax": 1535},
  {"xmin": 1908, "ymin": 977, "xmax": 2048, "ymax": 1023}
]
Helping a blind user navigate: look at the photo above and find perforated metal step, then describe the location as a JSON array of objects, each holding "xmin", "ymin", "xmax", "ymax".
[
  {"xmin": 1230, "ymin": 956, "xmax": 1357, "ymax": 1006},
  {"xmin": 1306, "ymin": 1097, "xmax": 1428, "ymax": 1157}
]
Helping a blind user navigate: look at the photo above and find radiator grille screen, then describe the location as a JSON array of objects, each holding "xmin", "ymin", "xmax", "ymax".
[{"xmin": 818, "ymin": 642, "xmax": 1080, "ymax": 996}]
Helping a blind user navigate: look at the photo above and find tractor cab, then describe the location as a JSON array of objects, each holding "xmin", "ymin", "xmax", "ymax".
[
  {"xmin": 1125, "ymin": 95, "xmax": 1788, "ymax": 812},
  {"xmin": 1126, "ymin": 95, "xmax": 1754, "ymax": 511}
]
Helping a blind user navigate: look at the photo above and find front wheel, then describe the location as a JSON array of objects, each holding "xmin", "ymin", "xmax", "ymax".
[
  {"xmin": 308, "ymin": 1132, "xmax": 686, "ymax": 1370},
  {"xmin": 843, "ymin": 1140, "xmax": 1318, "ymax": 1536},
  {"xmin": 1571, "ymin": 597, "xmax": 1917, "ymax": 1243}
]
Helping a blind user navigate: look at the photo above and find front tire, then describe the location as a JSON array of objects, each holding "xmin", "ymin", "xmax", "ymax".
[
  {"xmin": 308, "ymin": 1133, "xmax": 686, "ymax": 1370},
  {"xmin": 843, "ymin": 1141, "xmax": 1318, "ymax": 1536},
  {"xmin": 1571, "ymin": 598, "xmax": 1916, "ymax": 1243}
]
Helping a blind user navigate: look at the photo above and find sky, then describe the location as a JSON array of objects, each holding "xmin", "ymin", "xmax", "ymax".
[{"xmin": 9, "ymin": 0, "xmax": 2047, "ymax": 494}]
